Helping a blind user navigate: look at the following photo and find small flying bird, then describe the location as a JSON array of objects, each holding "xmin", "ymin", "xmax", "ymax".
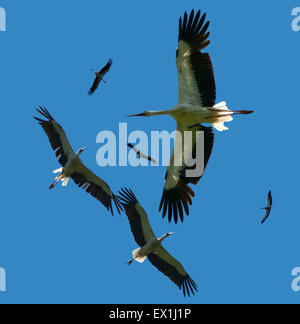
[
  {"xmin": 118, "ymin": 188, "xmax": 198, "ymax": 297},
  {"xmin": 127, "ymin": 143, "xmax": 157, "ymax": 164},
  {"xmin": 261, "ymin": 190, "xmax": 273, "ymax": 224},
  {"xmin": 128, "ymin": 10, "xmax": 253, "ymax": 223},
  {"xmin": 88, "ymin": 59, "xmax": 113, "ymax": 95},
  {"xmin": 34, "ymin": 107, "xmax": 122, "ymax": 215}
]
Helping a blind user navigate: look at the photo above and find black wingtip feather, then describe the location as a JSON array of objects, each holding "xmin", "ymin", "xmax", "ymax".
[
  {"xmin": 147, "ymin": 253, "xmax": 198, "ymax": 297},
  {"xmin": 178, "ymin": 10, "xmax": 211, "ymax": 54},
  {"xmin": 182, "ymin": 281, "xmax": 186, "ymax": 297},
  {"xmin": 181, "ymin": 276, "xmax": 198, "ymax": 297},
  {"xmin": 36, "ymin": 106, "xmax": 54, "ymax": 121},
  {"xmin": 34, "ymin": 107, "xmax": 69, "ymax": 167},
  {"xmin": 117, "ymin": 187, "xmax": 138, "ymax": 207},
  {"xmin": 112, "ymin": 194, "xmax": 123, "ymax": 215},
  {"xmin": 159, "ymin": 182, "xmax": 194, "ymax": 223}
]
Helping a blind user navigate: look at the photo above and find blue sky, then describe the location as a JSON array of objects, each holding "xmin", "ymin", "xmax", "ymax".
[{"xmin": 0, "ymin": 0, "xmax": 300, "ymax": 304}]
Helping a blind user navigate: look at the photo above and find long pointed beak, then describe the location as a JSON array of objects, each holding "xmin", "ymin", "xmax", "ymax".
[{"xmin": 127, "ymin": 112, "xmax": 147, "ymax": 117}]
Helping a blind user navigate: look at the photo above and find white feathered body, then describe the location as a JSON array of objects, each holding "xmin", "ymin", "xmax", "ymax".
[
  {"xmin": 132, "ymin": 237, "xmax": 161, "ymax": 263},
  {"xmin": 52, "ymin": 155, "xmax": 81, "ymax": 187},
  {"xmin": 169, "ymin": 101, "xmax": 233, "ymax": 131}
]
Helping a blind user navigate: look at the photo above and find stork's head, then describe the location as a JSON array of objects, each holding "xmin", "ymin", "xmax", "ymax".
[
  {"xmin": 127, "ymin": 111, "xmax": 151, "ymax": 117},
  {"xmin": 160, "ymin": 232, "xmax": 175, "ymax": 242},
  {"xmin": 128, "ymin": 110, "xmax": 169, "ymax": 118},
  {"xmin": 76, "ymin": 147, "xmax": 86, "ymax": 158},
  {"xmin": 91, "ymin": 68, "xmax": 97, "ymax": 75}
]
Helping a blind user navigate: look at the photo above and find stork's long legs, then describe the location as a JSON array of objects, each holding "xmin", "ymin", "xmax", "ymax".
[
  {"xmin": 49, "ymin": 179, "xmax": 60, "ymax": 190},
  {"xmin": 49, "ymin": 171, "xmax": 63, "ymax": 190},
  {"xmin": 127, "ymin": 259, "xmax": 134, "ymax": 266}
]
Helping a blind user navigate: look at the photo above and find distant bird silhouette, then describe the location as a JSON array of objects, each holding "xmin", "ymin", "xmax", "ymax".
[
  {"xmin": 34, "ymin": 107, "xmax": 122, "ymax": 215},
  {"xmin": 88, "ymin": 59, "xmax": 113, "ymax": 95},
  {"xmin": 118, "ymin": 188, "xmax": 198, "ymax": 297},
  {"xmin": 261, "ymin": 191, "xmax": 273, "ymax": 224},
  {"xmin": 127, "ymin": 143, "xmax": 157, "ymax": 164}
]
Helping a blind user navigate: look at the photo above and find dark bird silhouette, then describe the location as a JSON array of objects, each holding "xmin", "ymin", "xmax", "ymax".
[
  {"xmin": 261, "ymin": 191, "xmax": 273, "ymax": 224},
  {"xmin": 88, "ymin": 59, "xmax": 113, "ymax": 95},
  {"xmin": 127, "ymin": 143, "xmax": 157, "ymax": 164}
]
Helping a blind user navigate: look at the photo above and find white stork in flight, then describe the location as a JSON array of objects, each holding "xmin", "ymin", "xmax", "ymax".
[
  {"xmin": 261, "ymin": 190, "xmax": 273, "ymax": 224},
  {"xmin": 88, "ymin": 59, "xmax": 113, "ymax": 95},
  {"xmin": 118, "ymin": 188, "xmax": 198, "ymax": 297},
  {"xmin": 34, "ymin": 107, "xmax": 122, "ymax": 215},
  {"xmin": 129, "ymin": 10, "xmax": 253, "ymax": 223}
]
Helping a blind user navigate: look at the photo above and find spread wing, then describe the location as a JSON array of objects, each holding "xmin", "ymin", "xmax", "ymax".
[
  {"xmin": 88, "ymin": 76, "xmax": 101, "ymax": 95},
  {"xmin": 118, "ymin": 188, "xmax": 156, "ymax": 246},
  {"xmin": 99, "ymin": 58, "xmax": 113, "ymax": 76},
  {"xmin": 159, "ymin": 123, "xmax": 214, "ymax": 223},
  {"xmin": 148, "ymin": 246, "xmax": 198, "ymax": 297},
  {"xmin": 34, "ymin": 107, "xmax": 76, "ymax": 166},
  {"xmin": 177, "ymin": 10, "xmax": 216, "ymax": 107},
  {"xmin": 70, "ymin": 161, "xmax": 122, "ymax": 215},
  {"xmin": 267, "ymin": 190, "xmax": 272, "ymax": 207}
]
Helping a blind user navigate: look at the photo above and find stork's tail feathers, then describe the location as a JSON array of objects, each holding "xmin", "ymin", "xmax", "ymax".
[
  {"xmin": 210, "ymin": 102, "xmax": 233, "ymax": 131},
  {"xmin": 132, "ymin": 248, "xmax": 147, "ymax": 263},
  {"xmin": 212, "ymin": 102, "xmax": 254, "ymax": 114},
  {"xmin": 126, "ymin": 247, "xmax": 146, "ymax": 266},
  {"xmin": 53, "ymin": 168, "xmax": 63, "ymax": 174},
  {"xmin": 213, "ymin": 101, "xmax": 228, "ymax": 109},
  {"xmin": 209, "ymin": 102, "xmax": 253, "ymax": 132},
  {"xmin": 212, "ymin": 121, "xmax": 230, "ymax": 132},
  {"xmin": 62, "ymin": 177, "xmax": 70, "ymax": 187},
  {"xmin": 49, "ymin": 169, "xmax": 70, "ymax": 189}
]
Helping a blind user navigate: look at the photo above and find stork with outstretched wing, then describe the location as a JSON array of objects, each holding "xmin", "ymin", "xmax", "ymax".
[
  {"xmin": 118, "ymin": 188, "xmax": 198, "ymax": 297},
  {"xmin": 34, "ymin": 107, "xmax": 122, "ymax": 215},
  {"xmin": 128, "ymin": 10, "xmax": 253, "ymax": 223}
]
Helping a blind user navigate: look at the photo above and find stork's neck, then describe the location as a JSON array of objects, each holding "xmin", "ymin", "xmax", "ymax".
[
  {"xmin": 158, "ymin": 233, "xmax": 170, "ymax": 243},
  {"xmin": 75, "ymin": 151, "xmax": 84, "ymax": 159},
  {"xmin": 146, "ymin": 110, "xmax": 170, "ymax": 117}
]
